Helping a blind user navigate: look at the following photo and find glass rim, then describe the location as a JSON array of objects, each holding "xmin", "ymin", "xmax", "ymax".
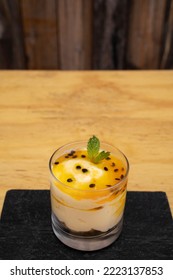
[{"xmin": 49, "ymin": 140, "xmax": 129, "ymax": 193}]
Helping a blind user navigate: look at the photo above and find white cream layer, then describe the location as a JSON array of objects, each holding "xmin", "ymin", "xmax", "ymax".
[
  {"xmin": 51, "ymin": 183, "xmax": 126, "ymax": 232},
  {"xmin": 58, "ymin": 159, "xmax": 104, "ymax": 183}
]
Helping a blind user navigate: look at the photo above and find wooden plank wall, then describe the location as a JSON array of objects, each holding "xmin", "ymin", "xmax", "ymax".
[
  {"xmin": 57, "ymin": 0, "xmax": 93, "ymax": 69},
  {"xmin": 127, "ymin": 0, "xmax": 167, "ymax": 69},
  {"xmin": 0, "ymin": 0, "xmax": 173, "ymax": 70},
  {"xmin": 0, "ymin": 0, "xmax": 26, "ymax": 69},
  {"xmin": 20, "ymin": 0, "xmax": 58, "ymax": 69}
]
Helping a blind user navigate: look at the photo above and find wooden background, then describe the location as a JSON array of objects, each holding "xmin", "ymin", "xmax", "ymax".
[{"xmin": 0, "ymin": 0, "xmax": 173, "ymax": 70}]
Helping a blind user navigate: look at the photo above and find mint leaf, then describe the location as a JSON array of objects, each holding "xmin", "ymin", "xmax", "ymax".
[
  {"xmin": 87, "ymin": 135, "xmax": 100, "ymax": 160},
  {"xmin": 87, "ymin": 135, "xmax": 110, "ymax": 163},
  {"xmin": 93, "ymin": 151, "xmax": 110, "ymax": 164}
]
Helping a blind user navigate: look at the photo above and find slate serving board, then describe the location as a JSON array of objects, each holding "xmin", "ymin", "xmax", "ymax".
[{"xmin": 0, "ymin": 190, "xmax": 173, "ymax": 260}]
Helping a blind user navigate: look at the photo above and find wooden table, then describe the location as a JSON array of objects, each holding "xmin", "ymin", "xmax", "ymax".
[{"xmin": 0, "ymin": 71, "xmax": 173, "ymax": 215}]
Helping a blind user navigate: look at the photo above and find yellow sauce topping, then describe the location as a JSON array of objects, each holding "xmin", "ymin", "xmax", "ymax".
[{"xmin": 52, "ymin": 149, "xmax": 127, "ymax": 200}]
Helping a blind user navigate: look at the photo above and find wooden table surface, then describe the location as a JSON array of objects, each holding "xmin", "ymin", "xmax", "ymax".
[{"xmin": 0, "ymin": 71, "xmax": 173, "ymax": 215}]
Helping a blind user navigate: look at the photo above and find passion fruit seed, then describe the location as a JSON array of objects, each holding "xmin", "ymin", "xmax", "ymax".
[
  {"xmin": 76, "ymin": 165, "xmax": 81, "ymax": 169},
  {"xmin": 89, "ymin": 184, "xmax": 95, "ymax": 188},
  {"xmin": 115, "ymin": 178, "xmax": 120, "ymax": 180},
  {"xmin": 114, "ymin": 169, "xmax": 119, "ymax": 172},
  {"xmin": 67, "ymin": 178, "xmax": 73, "ymax": 182},
  {"xmin": 67, "ymin": 150, "xmax": 76, "ymax": 157},
  {"xmin": 104, "ymin": 167, "xmax": 108, "ymax": 171},
  {"xmin": 81, "ymin": 155, "xmax": 86, "ymax": 158},
  {"xmin": 82, "ymin": 168, "xmax": 88, "ymax": 173},
  {"xmin": 54, "ymin": 161, "xmax": 59, "ymax": 165},
  {"xmin": 106, "ymin": 157, "xmax": 111, "ymax": 160}
]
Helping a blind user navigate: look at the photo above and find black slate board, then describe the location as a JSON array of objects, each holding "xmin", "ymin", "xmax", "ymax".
[{"xmin": 0, "ymin": 190, "xmax": 173, "ymax": 260}]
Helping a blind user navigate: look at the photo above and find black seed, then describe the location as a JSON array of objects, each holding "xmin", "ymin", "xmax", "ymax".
[
  {"xmin": 115, "ymin": 178, "xmax": 120, "ymax": 180},
  {"xmin": 65, "ymin": 155, "xmax": 69, "ymax": 158},
  {"xmin": 106, "ymin": 184, "xmax": 112, "ymax": 187},
  {"xmin": 114, "ymin": 168, "xmax": 119, "ymax": 172},
  {"xmin": 89, "ymin": 184, "xmax": 95, "ymax": 188},
  {"xmin": 67, "ymin": 178, "xmax": 73, "ymax": 182},
  {"xmin": 76, "ymin": 165, "xmax": 81, "ymax": 169},
  {"xmin": 68, "ymin": 150, "xmax": 75, "ymax": 156},
  {"xmin": 106, "ymin": 157, "xmax": 111, "ymax": 160},
  {"xmin": 120, "ymin": 174, "xmax": 124, "ymax": 179},
  {"xmin": 72, "ymin": 155, "xmax": 77, "ymax": 158},
  {"xmin": 104, "ymin": 167, "xmax": 108, "ymax": 171},
  {"xmin": 111, "ymin": 162, "xmax": 115, "ymax": 167},
  {"xmin": 81, "ymin": 155, "xmax": 86, "ymax": 158},
  {"xmin": 82, "ymin": 168, "xmax": 88, "ymax": 173},
  {"xmin": 54, "ymin": 161, "xmax": 59, "ymax": 165}
]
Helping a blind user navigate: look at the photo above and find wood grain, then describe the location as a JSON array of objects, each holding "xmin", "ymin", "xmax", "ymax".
[
  {"xmin": 93, "ymin": 0, "xmax": 127, "ymax": 69},
  {"xmin": 0, "ymin": 71, "xmax": 173, "ymax": 215},
  {"xmin": 127, "ymin": 0, "xmax": 167, "ymax": 69},
  {"xmin": 57, "ymin": 0, "xmax": 93, "ymax": 69},
  {"xmin": 161, "ymin": 0, "xmax": 173, "ymax": 69},
  {"xmin": 1, "ymin": 0, "xmax": 173, "ymax": 70},
  {"xmin": 20, "ymin": 0, "xmax": 58, "ymax": 69},
  {"xmin": 0, "ymin": 0, "xmax": 26, "ymax": 69}
]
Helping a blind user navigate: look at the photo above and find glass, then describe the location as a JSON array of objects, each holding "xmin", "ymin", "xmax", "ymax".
[{"xmin": 49, "ymin": 141, "xmax": 129, "ymax": 251}]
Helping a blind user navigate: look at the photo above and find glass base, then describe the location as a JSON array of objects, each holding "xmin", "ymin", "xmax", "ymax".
[{"xmin": 51, "ymin": 213, "xmax": 123, "ymax": 251}]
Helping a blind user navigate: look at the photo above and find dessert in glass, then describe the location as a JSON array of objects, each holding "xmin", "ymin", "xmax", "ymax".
[{"xmin": 49, "ymin": 136, "xmax": 129, "ymax": 251}]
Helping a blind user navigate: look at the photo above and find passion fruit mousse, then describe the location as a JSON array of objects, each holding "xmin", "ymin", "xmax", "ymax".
[{"xmin": 49, "ymin": 136, "xmax": 129, "ymax": 250}]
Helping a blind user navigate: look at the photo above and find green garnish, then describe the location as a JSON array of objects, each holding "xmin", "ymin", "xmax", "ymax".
[{"xmin": 87, "ymin": 135, "xmax": 110, "ymax": 164}]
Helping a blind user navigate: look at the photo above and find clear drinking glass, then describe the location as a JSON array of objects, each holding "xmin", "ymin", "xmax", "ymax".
[{"xmin": 49, "ymin": 141, "xmax": 129, "ymax": 251}]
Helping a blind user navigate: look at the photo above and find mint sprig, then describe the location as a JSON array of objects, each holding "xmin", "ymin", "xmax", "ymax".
[
  {"xmin": 87, "ymin": 135, "xmax": 110, "ymax": 164},
  {"xmin": 94, "ymin": 151, "xmax": 110, "ymax": 163}
]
